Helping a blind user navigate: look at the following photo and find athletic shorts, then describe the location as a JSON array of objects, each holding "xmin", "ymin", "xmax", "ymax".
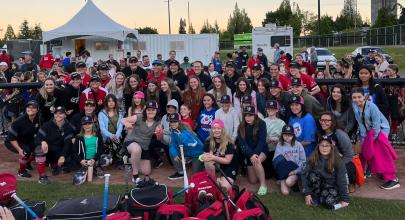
[{"xmin": 124, "ymin": 141, "xmax": 151, "ymax": 160}]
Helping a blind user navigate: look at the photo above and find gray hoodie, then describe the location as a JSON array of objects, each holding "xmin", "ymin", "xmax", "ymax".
[{"xmin": 161, "ymin": 99, "xmax": 179, "ymax": 145}]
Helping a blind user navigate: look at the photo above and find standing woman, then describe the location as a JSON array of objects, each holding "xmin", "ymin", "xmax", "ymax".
[
  {"xmin": 36, "ymin": 77, "xmax": 66, "ymax": 123},
  {"xmin": 34, "ymin": 106, "xmax": 75, "ymax": 184},
  {"xmin": 233, "ymin": 77, "xmax": 256, "ymax": 116},
  {"xmin": 159, "ymin": 77, "xmax": 182, "ymax": 115},
  {"xmin": 302, "ymin": 136, "xmax": 349, "ymax": 209},
  {"xmin": 182, "ymin": 76, "xmax": 206, "ymax": 121},
  {"xmin": 122, "ymin": 100, "xmax": 162, "ymax": 184},
  {"xmin": 326, "ymin": 84, "xmax": 356, "ymax": 134},
  {"xmin": 357, "ymin": 66, "xmax": 389, "ymax": 117},
  {"xmin": 351, "ymin": 87, "xmax": 399, "ymax": 190},
  {"xmin": 237, "ymin": 105, "xmax": 268, "ymax": 196},
  {"xmin": 6, "ymin": 101, "xmax": 40, "ymax": 178},
  {"xmin": 256, "ymin": 78, "xmax": 270, "ymax": 116},
  {"xmin": 208, "ymin": 75, "xmax": 232, "ymax": 107},
  {"xmin": 128, "ymin": 91, "xmax": 145, "ymax": 117},
  {"xmin": 288, "ymin": 95, "xmax": 317, "ymax": 157},
  {"xmin": 196, "ymin": 94, "xmax": 218, "ymax": 142},
  {"xmin": 123, "ymin": 74, "xmax": 142, "ymax": 113},
  {"xmin": 98, "ymin": 94, "xmax": 124, "ymax": 145},
  {"xmin": 105, "ymin": 72, "xmax": 125, "ymax": 112}
]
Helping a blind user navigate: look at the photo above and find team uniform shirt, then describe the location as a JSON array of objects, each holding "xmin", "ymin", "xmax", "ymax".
[
  {"xmin": 292, "ymin": 74, "xmax": 318, "ymax": 92},
  {"xmin": 195, "ymin": 72, "xmax": 212, "ymax": 91},
  {"xmin": 146, "ymin": 72, "xmax": 167, "ymax": 85},
  {"xmin": 196, "ymin": 108, "xmax": 217, "ymax": 142},
  {"xmin": 212, "ymin": 58, "xmax": 222, "ymax": 73},
  {"xmin": 39, "ymin": 53, "xmax": 55, "ymax": 69},
  {"xmin": 7, "ymin": 114, "xmax": 40, "ymax": 152},
  {"xmin": 36, "ymin": 88, "xmax": 66, "ymax": 123},
  {"xmin": 64, "ymin": 73, "xmax": 92, "ymax": 87},
  {"xmin": 100, "ymin": 77, "xmax": 112, "ymax": 88},
  {"xmin": 204, "ymin": 140, "xmax": 239, "ymax": 180},
  {"xmin": 79, "ymin": 87, "xmax": 109, "ymax": 112},
  {"xmin": 63, "ymin": 84, "xmax": 85, "ymax": 118},
  {"xmin": 288, "ymin": 113, "xmax": 317, "ymax": 157},
  {"xmin": 277, "ymin": 75, "xmax": 291, "ymax": 91}
]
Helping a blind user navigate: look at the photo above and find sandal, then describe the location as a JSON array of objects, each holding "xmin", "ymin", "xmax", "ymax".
[{"xmin": 257, "ymin": 186, "xmax": 267, "ymax": 196}]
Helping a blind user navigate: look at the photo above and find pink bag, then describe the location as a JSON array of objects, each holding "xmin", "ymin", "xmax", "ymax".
[{"xmin": 361, "ymin": 129, "xmax": 375, "ymax": 161}]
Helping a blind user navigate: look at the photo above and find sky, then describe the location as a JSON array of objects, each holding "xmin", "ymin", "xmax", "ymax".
[{"xmin": 0, "ymin": 0, "xmax": 373, "ymax": 36}]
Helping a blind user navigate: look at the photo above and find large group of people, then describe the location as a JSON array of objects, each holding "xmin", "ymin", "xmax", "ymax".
[{"xmin": 0, "ymin": 46, "xmax": 403, "ymax": 209}]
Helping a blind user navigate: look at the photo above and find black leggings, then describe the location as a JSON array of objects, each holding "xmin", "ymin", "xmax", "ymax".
[
  {"xmin": 346, "ymin": 161, "xmax": 356, "ymax": 185},
  {"xmin": 149, "ymin": 135, "xmax": 171, "ymax": 164}
]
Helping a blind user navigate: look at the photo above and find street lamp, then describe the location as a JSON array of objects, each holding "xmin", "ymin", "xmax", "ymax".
[{"xmin": 164, "ymin": 0, "xmax": 172, "ymax": 34}]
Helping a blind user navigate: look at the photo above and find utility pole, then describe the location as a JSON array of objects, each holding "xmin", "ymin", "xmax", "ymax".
[
  {"xmin": 318, "ymin": 0, "xmax": 321, "ymax": 38},
  {"xmin": 188, "ymin": 1, "xmax": 190, "ymax": 28},
  {"xmin": 165, "ymin": 0, "xmax": 172, "ymax": 34}
]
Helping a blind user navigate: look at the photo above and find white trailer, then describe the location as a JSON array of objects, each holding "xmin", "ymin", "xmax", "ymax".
[
  {"xmin": 252, "ymin": 23, "xmax": 293, "ymax": 62},
  {"xmin": 136, "ymin": 34, "xmax": 219, "ymax": 65}
]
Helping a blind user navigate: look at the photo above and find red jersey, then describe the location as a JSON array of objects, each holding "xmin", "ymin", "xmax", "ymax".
[
  {"xmin": 146, "ymin": 72, "xmax": 167, "ymax": 85},
  {"xmin": 39, "ymin": 53, "xmax": 55, "ymax": 69},
  {"xmin": 248, "ymin": 57, "xmax": 260, "ymax": 70},
  {"xmin": 297, "ymin": 73, "xmax": 318, "ymax": 91},
  {"xmin": 64, "ymin": 73, "xmax": 91, "ymax": 87},
  {"xmin": 100, "ymin": 77, "xmax": 111, "ymax": 88},
  {"xmin": 79, "ymin": 87, "xmax": 109, "ymax": 112},
  {"xmin": 278, "ymin": 75, "xmax": 291, "ymax": 91},
  {"xmin": 0, "ymin": 54, "xmax": 11, "ymax": 65},
  {"xmin": 181, "ymin": 117, "xmax": 196, "ymax": 130}
]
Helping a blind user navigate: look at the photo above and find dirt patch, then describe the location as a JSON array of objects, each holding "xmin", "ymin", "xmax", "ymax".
[{"xmin": 1, "ymin": 140, "xmax": 404, "ymax": 201}]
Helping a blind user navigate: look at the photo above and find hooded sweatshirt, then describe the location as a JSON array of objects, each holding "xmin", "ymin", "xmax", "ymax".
[
  {"xmin": 161, "ymin": 99, "xmax": 179, "ymax": 145},
  {"xmin": 214, "ymin": 107, "xmax": 240, "ymax": 142}
]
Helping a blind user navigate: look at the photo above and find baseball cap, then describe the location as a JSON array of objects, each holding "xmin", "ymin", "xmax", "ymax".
[
  {"xmin": 167, "ymin": 113, "xmax": 180, "ymax": 123},
  {"xmin": 281, "ymin": 125, "xmax": 295, "ymax": 135},
  {"xmin": 257, "ymin": 48, "xmax": 263, "ymax": 52},
  {"xmin": 253, "ymin": 63, "xmax": 261, "ymax": 71},
  {"xmin": 289, "ymin": 62, "xmax": 301, "ymax": 69},
  {"xmin": 241, "ymin": 95, "xmax": 252, "ymax": 104},
  {"xmin": 85, "ymin": 99, "xmax": 96, "ymax": 106},
  {"xmin": 133, "ymin": 91, "xmax": 145, "ymax": 99},
  {"xmin": 25, "ymin": 100, "xmax": 39, "ymax": 108},
  {"xmin": 146, "ymin": 100, "xmax": 159, "ymax": 109},
  {"xmin": 269, "ymin": 80, "xmax": 281, "ymax": 88},
  {"xmin": 0, "ymin": 62, "xmax": 7, "ymax": 66},
  {"xmin": 70, "ymin": 72, "xmax": 81, "ymax": 80},
  {"xmin": 98, "ymin": 63, "xmax": 109, "ymax": 71},
  {"xmin": 168, "ymin": 60, "xmax": 180, "ymax": 66},
  {"xmin": 54, "ymin": 106, "xmax": 66, "ymax": 114},
  {"xmin": 291, "ymin": 78, "xmax": 302, "ymax": 87},
  {"xmin": 211, "ymin": 118, "xmax": 225, "ymax": 129},
  {"xmin": 242, "ymin": 105, "xmax": 255, "ymax": 114},
  {"xmin": 90, "ymin": 75, "xmax": 100, "ymax": 82},
  {"xmin": 129, "ymin": 56, "xmax": 138, "ymax": 63},
  {"xmin": 220, "ymin": 95, "xmax": 231, "ymax": 104},
  {"xmin": 225, "ymin": 61, "xmax": 235, "ymax": 68},
  {"xmin": 265, "ymin": 100, "xmax": 279, "ymax": 109},
  {"xmin": 81, "ymin": 116, "xmax": 93, "ymax": 125},
  {"xmin": 76, "ymin": 61, "xmax": 86, "ymax": 68},
  {"xmin": 290, "ymin": 95, "xmax": 305, "ymax": 105},
  {"xmin": 319, "ymin": 135, "xmax": 333, "ymax": 144},
  {"xmin": 183, "ymin": 56, "xmax": 189, "ymax": 61},
  {"xmin": 152, "ymin": 60, "xmax": 162, "ymax": 65},
  {"xmin": 21, "ymin": 51, "xmax": 33, "ymax": 55}
]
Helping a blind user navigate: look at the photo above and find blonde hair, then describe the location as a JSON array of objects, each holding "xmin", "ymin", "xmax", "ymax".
[
  {"xmin": 208, "ymin": 127, "xmax": 232, "ymax": 155},
  {"xmin": 39, "ymin": 77, "xmax": 56, "ymax": 101},
  {"xmin": 106, "ymin": 72, "xmax": 125, "ymax": 95}
]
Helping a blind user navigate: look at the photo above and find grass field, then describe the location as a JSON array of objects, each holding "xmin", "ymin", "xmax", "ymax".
[
  {"xmin": 220, "ymin": 46, "xmax": 405, "ymax": 72},
  {"xmin": 17, "ymin": 181, "xmax": 405, "ymax": 219}
]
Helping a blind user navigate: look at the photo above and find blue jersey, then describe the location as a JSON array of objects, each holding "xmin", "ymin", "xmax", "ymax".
[
  {"xmin": 196, "ymin": 108, "xmax": 217, "ymax": 141},
  {"xmin": 289, "ymin": 113, "xmax": 317, "ymax": 157}
]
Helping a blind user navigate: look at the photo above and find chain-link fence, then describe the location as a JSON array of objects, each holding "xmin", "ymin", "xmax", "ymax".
[{"xmin": 294, "ymin": 24, "xmax": 405, "ymax": 48}]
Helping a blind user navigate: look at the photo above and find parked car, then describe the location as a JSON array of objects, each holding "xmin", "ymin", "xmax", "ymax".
[
  {"xmin": 307, "ymin": 47, "xmax": 337, "ymax": 68},
  {"xmin": 351, "ymin": 46, "xmax": 394, "ymax": 64}
]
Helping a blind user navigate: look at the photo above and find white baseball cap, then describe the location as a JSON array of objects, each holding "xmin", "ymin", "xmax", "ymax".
[{"xmin": 0, "ymin": 62, "xmax": 7, "ymax": 66}]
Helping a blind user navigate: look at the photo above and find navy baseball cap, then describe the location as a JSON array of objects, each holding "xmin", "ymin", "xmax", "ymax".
[
  {"xmin": 129, "ymin": 56, "xmax": 138, "ymax": 63},
  {"xmin": 289, "ymin": 62, "xmax": 301, "ymax": 69},
  {"xmin": 25, "ymin": 100, "xmax": 39, "ymax": 108},
  {"xmin": 269, "ymin": 80, "xmax": 281, "ymax": 88},
  {"xmin": 281, "ymin": 125, "xmax": 295, "ymax": 135},
  {"xmin": 265, "ymin": 100, "xmax": 279, "ymax": 109},
  {"xmin": 90, "ymin": 75, "xmax": 100, "ymax": 82},
  {"xmin": 290, "ymin": 95, "xmax": 305, "ymax": 105},
  {"xmin": 183, "ymin": 56, "xmax": 189, "ymax": 61},
  {"xmin": 225, "ymin": 61, "xmax": 235, "ymax": 68},
  {"xmin": 291, "ymin": 78, "xmax": 302, "ymax": 87},
  {"xmin": 257, "ymin": 48, "xmax": 263, "ymax": 52},
  {"xmin": 169, "ymin": 60, "xmax": 180, "ymax": 66},
  {"xmin": 253, "ymin": 63, "xmax": 261, "ymax": 70},
  {"xmin": 167, "ymin": 113, "xmax": 180, "ymax": 122},
  {"xmin": 152, "ymin": 60, "xmax": 162, "ymax": 66},
  {"xmin": 98, "ymin": 63, "xmax": 109, "ymax": 71},
  {"xmin": 319, "ymin": 135, "xmax": 333, "ymax": 144},
  {"xmin": 70, "ymin": 72, "xmax": 81, "ymax": 80},
  {"xmin": 81, "ymin": 116, "xmax": 93, "ymax": 125},
  {"xmin": 146, "ymin": 100, "xmax": 159, "ymax": 109},
  {"xmin": 220, "ymin": 95, "xmax": 232, "ymax": 104},
  {"xmin": 242, "ymin": 105, "xmax": 255, "ymax": 114},
  {"xmin": 54, "ymin": 106, "xmax": 66, "ymax": 114},
  {"xmin": 76, "ymin": 61, "xmax": 86, "ymax": 68},
  {"xmin": 241, "ymin": 95, "xmax": 252, "ymax": 104}
]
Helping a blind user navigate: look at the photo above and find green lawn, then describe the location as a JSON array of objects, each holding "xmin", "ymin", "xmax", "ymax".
[
  {"xmin": 17, "ymin": 181, "xmax": 405, "ymax": 219},
  {"xmin": 220, "ymin": 46, "xmax": 405, "ymax": 72}
]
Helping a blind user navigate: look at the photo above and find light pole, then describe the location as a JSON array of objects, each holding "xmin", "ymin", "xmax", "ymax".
[{"xmin": 164, "ymin": 0, "xmax": 172, "ymax": 34}]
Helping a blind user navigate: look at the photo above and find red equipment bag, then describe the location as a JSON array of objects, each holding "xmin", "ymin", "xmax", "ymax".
[
  {"xmin": 185, "ymin": 171, "xmax": 222, "ymax": 213},
  {"xmin": 195, "ymin": 201, "xmax": 227, "ymax": 220},
  {"xmin": 181, "ymin": 218, "xmax": 206, "ymax": 220},
  {"xmin": 0, "ymin": 173, "xmax": 16, "ymax": 205},
  {"xmin": 106, "ymin": 211, "xmax": 131, "ymax": 220},
  {"xmin": 235, "ymin": 190, "xmax": 271, "ymax": 220},
  {"xmin": 156, "ymin": 204, "xmax": 190, "ymax": 220},
  {"xmin": 232, "ymin": 208, "xmax": 269, "ymax": 220}
]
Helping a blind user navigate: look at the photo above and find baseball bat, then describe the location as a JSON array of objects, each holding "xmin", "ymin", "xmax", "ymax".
[
  {"xmin": 102, "ymin": 174, "xmax": 111, "ymax": 220},
  {"xmin": 173, "ymin": 182, "xmax": 195, "ymax": 198},
  {"xmin": 11, "ymin": 193, "xmax": 39, "ymax": 219},
  {"xmin": 179, "ymin": 145, "xmax": 189, "ymax": 190},
  {"xmin": 206, "ymin": 174, "xmax": 241, "ymax": 212}
]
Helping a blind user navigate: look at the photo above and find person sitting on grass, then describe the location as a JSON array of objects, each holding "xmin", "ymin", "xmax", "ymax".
[
  {"xmin": 201, "ymin": 118, "xmax": 239, "ymax": 191},
  {"xmin": 168, "ymin": 113, "xmax": 203, "ymax": 180},
  {"xmin": 72, "ymin": 116, "xmax": 105, "ymax": 180},
  {"xmin": 237, "ymin": 105, "xmax": 268, "ymax": 196},
  {"xmin": 273, "ymin": 125, "xmax": 305, "ymax": 195},
  {"xmin": 302, "ymin": 135, "xmax": 349, "ymax": 209}
]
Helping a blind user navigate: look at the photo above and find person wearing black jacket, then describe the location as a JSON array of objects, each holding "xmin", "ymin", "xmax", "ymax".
[
  {"xmin": 193, "ymin": 61, "xmax": 212, "ymax": 91},
  {"xmin": 70, "ymin": 99, "xmax": 99, "ymax": 135},
  {"xmin": 223, "ymin": 61, "xmax": 241, "ymax": 94},
  {"xmin": 167, "ymin": 60, "xmax": 188, "ymax": 91},
  {"xmin": 36, "ymin": 77, "xmax": 66, "ymax": 123},
  {"xmin": 72, "ymin": 116, "xmax": 105, "ymax": 177},
  {"xmin": 63, "ymin": 73, "xmax": 85, "ymax": 119},
  {"xmin": 268, "ymin": 80, "xmax": 292, "ymax": 122},
  {"xmin": 34, "ymin": 106, "xmax": 75, "ymax": 185},
  {"xmin": 122, "ymin": 56, "xmax": 147, "ymax": 85},
  {"xmin": 6, "ymin": 100, "xmax": 40, "ymax": 178}
]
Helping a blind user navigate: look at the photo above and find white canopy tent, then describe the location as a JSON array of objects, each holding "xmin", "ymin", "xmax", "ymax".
[{"xmin": 42, "ymin": 0, "xmax": 138, "ymax": 42}]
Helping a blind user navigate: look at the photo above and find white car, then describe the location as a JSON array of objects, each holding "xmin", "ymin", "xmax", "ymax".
[
  {"xmin": 351, "ymin": 46, "xmax": 394, "ymax": 64},
  {"xmin": 307, "ymin": 48, "xmax": 337, "ymax": 68}
]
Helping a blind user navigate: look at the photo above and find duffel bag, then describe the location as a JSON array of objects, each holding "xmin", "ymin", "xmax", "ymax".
[
  {"xmin": 128, "ymin": 184, "xmax": 171, "ymax": 220},
  {"xmin": 8, "ymin": 200, "xmax": 46, "ymax": 220},
  {"xmin": 156, "ymin": 204, "xmax": 190, "ymax": 220},
  {"xmin": 195, "ymin": 201, "xmax": 227, "ymax": 220},
  {"xmin": 106, "ymin": 211, "xmax": 131, "ymax": 220},
  {"xmin": 46, "ymin": 195, "xmax": 121, "ymax": 220},
  {"xmin": 235, "ymin": 190, "xmax": 271, "ymax": 220},
  {"xmin": 232, "ymin": 208, "xmax": 270, "ymax": 220}
]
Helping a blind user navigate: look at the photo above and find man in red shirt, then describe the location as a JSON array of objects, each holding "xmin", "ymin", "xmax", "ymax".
[
  {"xmin": 0, "ymin": 51, "xmax": 11, "ymax": 65},
  {"xmin": 98, "ymin": 63, "xmax": 111, "ymax": 88},
  {"xmin": 79, "ymin": 75, "xmax": 108, "ymax": 112},
  {"xmin": 39, "ymin": 51, "xmax": 55, "ymax": 69},
  {"xmin": 64, "ymin": 61, "xmax": 91, "ymax": 87},
  {"xmin": 289, "ymin": 63, "xmax": 320, "ymax": 96},
  {"xmin": 295, "ymin": 54, "xmax": 316, "ymax": 77},
  {"xmin": 146, "ymin": 60, "xmax": 167, "ymax": 85},
  {"xmin": 270, "ymin": 63, "xmax": 291, "ymax": 91}
]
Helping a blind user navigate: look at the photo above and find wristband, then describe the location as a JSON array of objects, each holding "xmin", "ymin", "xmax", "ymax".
[{"xmin": 198, "ymin": 155, "xmax": 204, "ymax": 162}]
